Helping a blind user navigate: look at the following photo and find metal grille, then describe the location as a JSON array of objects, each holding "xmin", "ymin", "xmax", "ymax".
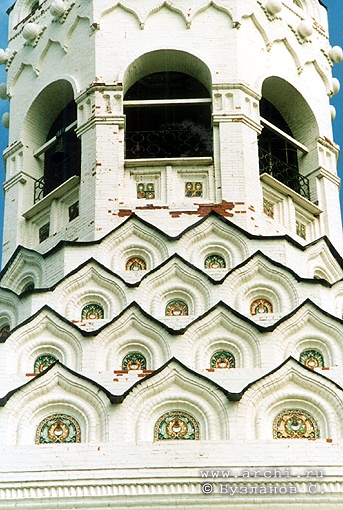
[
  {"xmin": 126, "ymin": 129, "xmax": 212, "ymax": 159},
  {"xmin": 259, "ymin": 146, "xmax": 310, "ymax": 201},
  {"xmin": 34, "ymin": 176, "xmax": 45, "ymax": 203}
]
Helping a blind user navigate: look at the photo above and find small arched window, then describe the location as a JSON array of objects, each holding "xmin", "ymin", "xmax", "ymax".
[
  {"xmin": 125, "ymin": 257, "xmax": 147, "ymax": 271},
  {"xmin": 154, "ymin": 411, "xmax": 199, "ymax": 440},
  {"xmin": 22, "ymin": 281, "xmax": 35, "ymax": 293},
  {"xmin": 0, "ymin": 324, "xmax": 10, "ymax": 338},
  {"xmin": 165, "ymin": 299, "xmax": 189, "ymax": 316},
  {"xmin": 31, "ymin": 0, "xmax": 40, "ymax": 12},
  {"xmin": 122, "ymin": 352, "xmax": 147, "ymax": 370},
  {"xmin": 81, "ymin": 303, "xmax": 104, "ymax": 320},
  {"xmin": 299, "ymin": 349, "xmax": 324, "ymax": 369},
  {"xmin": 250, "ymin": 298, "xmax": 273, "ymax": 315},
  {"xmin": 124, "ymin": 72, "xmax": 212, "ymax": 159},
  {"xmin": 34, "ymin": 354, "xmax": 58, "ymax": 373},
  {"xmin": 210, "ymin": 350, "xmax": 235, "ymax": 369},
  {"xmin": 273, "ymin": 409, "xmax": 319, "ymax": 439},
  {"xmin": 36, "ymin": 414, "xmax": 81, "ymax": 444},
  {"xmin": 204, "ymin": 254, "xmax": 226, "ymax": 269}
]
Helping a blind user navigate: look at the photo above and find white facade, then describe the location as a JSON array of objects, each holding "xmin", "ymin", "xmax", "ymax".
[{"xmin": 1, "ymin": 0, "xmax": 343, "ymax": 508}]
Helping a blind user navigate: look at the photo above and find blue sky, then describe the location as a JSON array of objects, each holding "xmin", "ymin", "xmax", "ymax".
[{"xmin": 0, "ymin": 0, "xmax": 342, "ymax": 260}]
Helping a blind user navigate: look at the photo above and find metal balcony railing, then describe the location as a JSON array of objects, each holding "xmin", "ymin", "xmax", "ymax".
[
  {"xmin": 259, "ymin": 146, "xmax": 310, "ymax": 201},
  {"xmin": 34, "ymin": 176, "xmax": 45, "ymax": 203},
  {"xmin": 126, "ymin": 128, "xmax": 212, "ymax": 159}
]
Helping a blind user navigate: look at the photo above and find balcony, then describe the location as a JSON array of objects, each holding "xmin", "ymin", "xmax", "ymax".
[
  {"xmin": 125, "ymin": 128, "xmax": 212, "ymax": 160},
  {"xmin": 259, "ymin": 146, "xmax": 310, "ymax": 201}
]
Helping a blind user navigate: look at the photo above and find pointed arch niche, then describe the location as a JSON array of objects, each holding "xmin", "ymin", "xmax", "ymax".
[
  {"xmin": 122, "ymin": 362, "xmax": 229, "ymax": 442},
  {"xmin": 4, "ymin": 366, "xmax": 109, "ymax": 446},
  {"xmin": 99, "ymin": 312, "xmax": 171, "ymax": 373},
  {"xmin": 240, "ymin": 364, "xmax": 343, "ymax": 441}
]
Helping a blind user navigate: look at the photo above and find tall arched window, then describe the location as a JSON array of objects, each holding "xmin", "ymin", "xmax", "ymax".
[
  {"xmin": 124, "ymin": 72, "xmax": 212, "ymax": 159},
  {"xmin": 42, "ymin": 101, "xmax": 81, "ymax": 197},
  {"xmin": 259, "ymin": 98, "xmax": 306, "ymax": 196},
  {"xmin": 258, "ymin": 77, "xmax": 317, "ymax": 202}
]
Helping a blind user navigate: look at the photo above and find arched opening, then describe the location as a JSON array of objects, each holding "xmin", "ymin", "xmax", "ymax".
[
  {"xmin": 204, "ymin": 254, "xmax": 226, "ymax": 269},
  {"xmin": 124, "ymin": 71, "xmax": 212, "ymax": 159},
  {"xmin": 42, "ymin": 100, "xmax": 81, "ymax": 196},
  {"xmin": 259, "ymin": 98, "xmax": 302, "ymax": 194},
  {"xmin": 0, "ymin": 324, "xmax": 10, "ymax": 339},
  {"xmin": 259, "ymin": 77, "xmax": 319, "ymax": 201},
  {"xmin": 123, "ymin": 51, "xmax": 213, "ymax": 160},
  {"xmin": 30, "ymin": 0, "xmax": 40, "ymax": 12},
  {"xmin": 22, "ymin": 80, "xmax": 80, "ymax": 203}
]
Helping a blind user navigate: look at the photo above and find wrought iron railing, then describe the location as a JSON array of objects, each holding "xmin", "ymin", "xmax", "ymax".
[
  {"xmin": 259, "ymin": 146, "xmax": 310, "ymax": 201},
  {"xmin": 34, "ymin": 172, "xmax": 79, "ymax": 204},
  {"xmin": 126, "ymin": 128, "xmax": 212, "ymax": 159},
  {"xmin": 34, "ymin": 176, "xmax": 45, "ymax": 203}
]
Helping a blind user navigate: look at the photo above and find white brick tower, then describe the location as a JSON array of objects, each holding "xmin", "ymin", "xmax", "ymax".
[{"xmin": 1, "ymin": 0, "xmax": 343, "ymax": 508}]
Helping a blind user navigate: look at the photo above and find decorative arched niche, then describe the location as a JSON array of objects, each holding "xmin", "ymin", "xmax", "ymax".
[
  {"xmin": 299, "ymin": 349, "xmax": 324, "ymax": 369},
  {"xmin": 273, "ymin": 408, "xmax": 319, "ymax": 439},
  {"xmin": 81, "ymin": 303, "xmax": 105, "ymax": 321},
  {"xmin": 154, "ymin": 410, "xmax": 200, "ymax": 441},
  {"xmin": 35, "ymin": 413, "xmax": 81, "ymax": 444},
  {"xmin": 165, "ymin": 298, "xmax": 189, "ymax": 317},
  {"xmin": 33, "ymin": 353, "xmax": 58, "ymax": 373}
]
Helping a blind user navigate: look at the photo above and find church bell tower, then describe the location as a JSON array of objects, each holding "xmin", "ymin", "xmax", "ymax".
[{"xmin": 0, "ymin": 0, "xmax": 343, "ymax": 508}]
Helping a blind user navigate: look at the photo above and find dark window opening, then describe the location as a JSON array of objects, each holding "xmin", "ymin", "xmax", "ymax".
[
  {"xmin": 43, "ymin": 101, "xmax": 81, "ymax": 197},
  {"xmin": 0, "ymin": 324, "xmax": 10, "ymax": 339},
  {"xmin": 22, "ymin": 282, "xmax": 35, "ymax": 293},
  {"xmin": 31, "ymin": 1, "xmax": 40, "ymax": 13},
  {"xmin": 259, "ymin": 98, "xmax": 310, "ymax": 200},
  {"xmin": 39, "ymin": 222, "xmax": 50, "ymax": 243},
  {"xmin": 68, "ymin": 201, "xmax": 79, "ymax": 222},
  {"xmin": 124, "ymin": 72, "xmax": 212, "ymax": 159}
]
